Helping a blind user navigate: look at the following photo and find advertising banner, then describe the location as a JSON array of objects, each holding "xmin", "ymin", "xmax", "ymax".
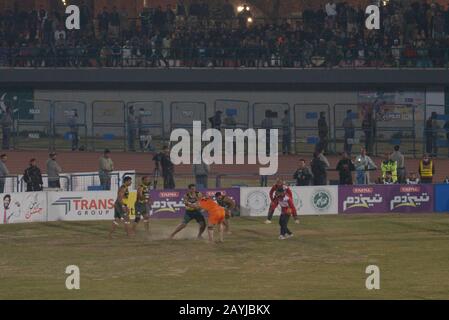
[
  {"xmin": 47, "ymin": 191, "xmax": 116, "ymax": 221},
  {"xmin": 150, "ymin": 188, "xmax": 240, "ymax": 219},
  {"xmin": 434, "ymin": 184, "xmax": 449, "ymax": 213},
  {"xmin": 240, "ymin": 186, "xmax": 338, "ymax": 217},
  {"xmin": 0, "ymin": 192, "xmax": 47, "ymax": 224},
  {"xmin": 339, "ymin": 184, "xmax": 434, "ymax": 214}
]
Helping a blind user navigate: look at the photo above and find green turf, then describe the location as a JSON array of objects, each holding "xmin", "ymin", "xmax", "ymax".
[{"xmin": 1, "ymin": 215, "xmax": 449, "ymax": 300}]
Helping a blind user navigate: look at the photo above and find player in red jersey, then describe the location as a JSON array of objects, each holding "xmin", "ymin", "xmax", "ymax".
[
  {"xmin": 265, "ymin": 178, "xmax": 293, "ymax": 224},
  {"xmin": 272, "ymin": 187, "xmax": 299, "ymax": 239}
]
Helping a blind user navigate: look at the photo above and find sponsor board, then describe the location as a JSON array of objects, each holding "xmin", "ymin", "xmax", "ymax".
[
  {"xmin": 47, "ymin": 191, "xmax": 116, "ymax": 221},
  {"xmin": 150, "ymin": 188, "xmax": 240, "ymax": 218},
  {"xmin": 434, "ymin": 184, "xmax": 449, "ymax": 213},
  {"xmin": 240, "ymin": 186, "xmax": 338, "ymax": 217},
  {"xmin": 339, "ymin": 184, "xmax": 434, "ymax": 213},
  {"xmin": 0, "ymin": 192, "xmax": 46, "ymax": 224}
]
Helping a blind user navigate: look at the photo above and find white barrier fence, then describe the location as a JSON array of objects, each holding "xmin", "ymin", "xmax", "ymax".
[{"xmin": 1, "ymin": 186, "xmax": 339, "ymax": 225}]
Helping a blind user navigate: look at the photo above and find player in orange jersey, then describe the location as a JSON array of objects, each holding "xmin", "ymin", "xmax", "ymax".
[{"xmin": 198, "ymin": 196, "xmax": 226, "ymax": 243}]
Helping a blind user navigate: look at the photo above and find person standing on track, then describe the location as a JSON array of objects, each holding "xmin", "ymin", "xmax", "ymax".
[
  {"xmin": 272, "ymin": 187, "xmax": 299, "ymax": 240},
  {"xmin": 265, "ymin": 178, "xmax": 293, "ymax": 224},
  {"xmin": 215, "ymin": 192, "xmax": 235, "ymax": 234},
  {"xmin": 23, "ymin": 158, "xmax": 43, "ymax": 192},
  {"xmin": 169, "ymin": 184, "xmax": 206, "ymax": 240},
  {"xmin": 99, "ymin": 149, "xmax": 114, "ymax": 190},
  {"xmin": 132, "ymin": 176, "xmax": 152, "ymax": 234},
  {"xmin": 109, "ymin": 176, "xmax": 132, "ymax": 238}
]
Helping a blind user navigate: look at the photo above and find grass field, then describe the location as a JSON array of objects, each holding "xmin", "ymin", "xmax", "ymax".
[{"xmin": 1, "ymin": 215, "xmax": 449, "ymax": 300}]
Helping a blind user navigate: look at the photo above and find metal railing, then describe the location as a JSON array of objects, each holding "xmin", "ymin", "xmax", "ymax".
[
  {"xmin": 19, "ymin": 175, "xmax": 70, "ymax": 192},
  {"xmin": 2, "ymin": 46, "xmax": 449, "ymax": 69}
]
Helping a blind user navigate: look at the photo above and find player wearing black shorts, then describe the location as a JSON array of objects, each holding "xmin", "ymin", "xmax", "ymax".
[
  {"xmin": 132, "ymin": 176, "xmax": 152, "ymax": 234},
  {"xmin": 169, "ymin": 184, "xmax": 206, "ymax": 240},
  {"xmin": 215, "ymin": 192, "xmax": 236, "ymax": 234},
  {"xmin": 109, "ymin": 176, "xmax": 132, "ymax": 238}
]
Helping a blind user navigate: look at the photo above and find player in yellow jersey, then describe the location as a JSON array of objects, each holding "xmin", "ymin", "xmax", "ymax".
[
  {"xmin": 132, "ymin": 176, "xmax": 152, "ymax": 234},
  {"xmin": 109, "ymin": 176, "xmax": 132, "ymax": 238}
]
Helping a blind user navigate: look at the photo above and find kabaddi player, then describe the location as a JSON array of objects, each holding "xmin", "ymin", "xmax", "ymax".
[
  {"xmin": 272, "ymin": 187, "xmax": 300, "ymax": 239},
  {"xmin": 132, "ymin": 176, "xmax": 152, "ymax": 234},
  {"xmin": 215, "ymin": 192, "xmax": 235, "ymax": 234},
  {"xmin": 198, "ymin": 196, "xmax": 226, "ymax": 243},
  {"xmin": 109, "ymin": 176, "xmax": 132, "ymax": 238},
  {"xmin": 169, "ymin": 184, "xmax": 206, "ymax": 240},
  {"xmin": 265, "ymin": 178, "xmax": 293, "ymax": 224}
]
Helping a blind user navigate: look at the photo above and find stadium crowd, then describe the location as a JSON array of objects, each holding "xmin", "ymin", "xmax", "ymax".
[{"xmin": 1, "ymin": 1, "xmax": 449, "ymax": 68}]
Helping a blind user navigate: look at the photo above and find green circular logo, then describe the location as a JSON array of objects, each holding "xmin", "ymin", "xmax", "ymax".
[{"xmin": 312, "ymin": 190, "xmax": 331, "ymax": 211}]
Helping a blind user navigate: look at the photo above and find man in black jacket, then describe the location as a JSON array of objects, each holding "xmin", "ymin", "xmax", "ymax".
[
  {"xmin": 311, "ymin": 151, "xmax": 329, "ymax": 186},
  {"xmin": 23, "ymin": 158, "xmax": 43, "ymax": 191},
  {"xmin": 153, "ymin": 146, "xmax": 175, "ymax": 189},
  {"xmin": 336, "ymin": 152, "xmax": 355, "ymax": 185},
  {"xmin": 293, "ymin": 159, "xmax": 313, "ymax": 186}
]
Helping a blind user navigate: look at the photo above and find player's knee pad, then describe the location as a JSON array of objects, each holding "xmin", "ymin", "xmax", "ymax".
[
  {"xmin": 208, "ymin": 225, "xmax": 214, "ymax": 230},
  {"xmin": 134, "ymin": 215, "xmax": 141, "ymax": 223}
]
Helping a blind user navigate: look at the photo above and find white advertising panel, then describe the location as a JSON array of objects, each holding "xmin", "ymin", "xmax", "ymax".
[
  {"xmin": 240, "ymin": 186, "xmax": 338, "ymax": 217},
  {"xmin": 0, "ymin": 192, "xmax": 47, "ymax": 224},
  {"xmin": 47, "ymin": 191, "xmax": 116, "ymax": 221}
]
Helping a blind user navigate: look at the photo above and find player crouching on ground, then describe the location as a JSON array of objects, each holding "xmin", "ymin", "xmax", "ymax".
[
  {"xmin": 170, "ymin": 184, "xmax": 206, "ymax": 240},
  {"xmin": 198, "ymin": 196, "xmax": 226, "ymax": 243},
  {"xmin": 273, "ymin": 187, "xmax": 299, "ymax": 240},
  {"xmin": 109, "ymin": 176, "xmax": 132, "ymax": 238},
  {"xmin": 265, "ymin": 178, "xmax": 293, "ymax": 224},
  {"xmin": 132, "ymin": 176, "xmax": 153, "ymax": 234},
  {"xmin": 215, "ymin": 192, "xmax": 235, "ymax": 234}
]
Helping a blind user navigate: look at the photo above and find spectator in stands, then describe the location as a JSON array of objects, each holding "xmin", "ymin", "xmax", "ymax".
[
  {"xmin": 311, "ymin": 150, "xmax": 329, "ymax": 186},
  {"xmin": 68, "ymin": 109, "xmax": 79, "ymax": 151},
  {"xmin": 317, "ymin": 111, "xmax": 329, "ymax": 154},
  {"xmin": 99, "ymin": 149, "xmax": 114, "ymax": 190},
  {"xmin": 193, "ymin": 160, "xmax": 210, "ymax": 189},
  {"xmin": 381, "ymin": 152, "xmax": 398, "ymax": 183},
  {"xmin": 406, "ymin": 172, "xmax": 420, "ymax": 184},
  {"xmin": 444, "ymin": 118, "xmax": 449, "ymax": 156},
  {"xmin": 325, "ymin": 1, "xmax": 337, "ymax": 28},
  {"xmin": 418, "ymin": 153, "xmax": 434, "ymax": 184},
  {"xmin": 390, "ymin": 145, "xmax": 405, "ymax": 183},
  {"xmin": 1, "ymin": 106, "xmax": 13, "ymax": 150},
  {"xmin": 209, "ymin": 110, "xmax": 222, "ymax": 130},
  {"xmin": 281, "ymin": 110, "xmax": 291, "ymax": 155},
  {"xmin": 23, "ymin": 158, "xmax": 43, "ymax": 192},
  {"xmin": 222, "ymin": 0, "xmax": 235, "ymax": 19},
  {"xmin": 176, "ymin": 0, "xmax": 187, "ymax": 18},
  {"xmin": 425, "ymin": 112, "xmax": 438, "ymax": 156},
  {"xmin": 336, "ymin": 152, "xmax": 355, "ymax": 185},
  {"xmin": 293, "ymin": 159, "xmax": 313, "ymax": 186},
  {"xmin": 109, "ymin": 7, "xmax": 121, "ymax": 39},
  {"xmin": 382, "ymin": 171, "xmax": 396, "ymax": 184},
  {"xmin": 127, "ymin": 106, "xmax": 137, "ymax": 152},
  {"xmin": 0, "ymin": 154, "xmax": 9, "ymax": 193},
  {"xmin": 46, "ymin": 152, "xmax": 62, "ymax": 188},
  {"xmin": 97, "ymin": 7, "xmax": 109, "ymax": 40},
  {"xmin": 342, "ymin": 109, "xmax": 355, "ymax": 155},
  {"xmin": 354, "ymin": 147, "xmax": 376, "ymax": 185}
]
